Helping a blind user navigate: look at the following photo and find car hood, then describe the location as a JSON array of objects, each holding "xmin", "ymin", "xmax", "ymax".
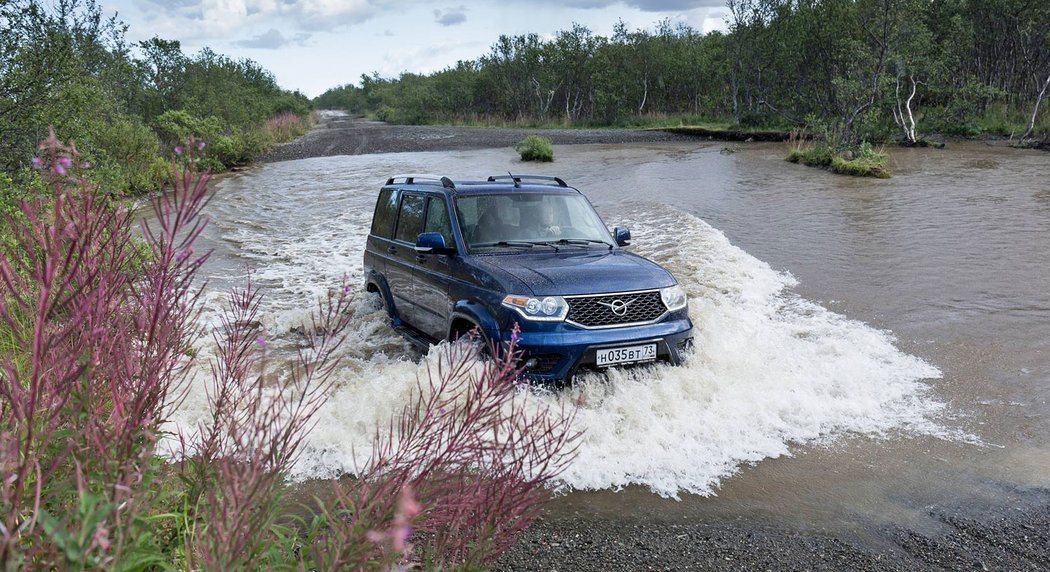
[{"xmin": 470, "ymin": 249, "xmax": 677, "ymax": 296}]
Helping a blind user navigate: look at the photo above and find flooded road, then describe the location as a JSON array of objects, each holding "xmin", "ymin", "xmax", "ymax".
[{"xmin": 174, "ymin": 139, "xmax": 1050, "ymax": 551}]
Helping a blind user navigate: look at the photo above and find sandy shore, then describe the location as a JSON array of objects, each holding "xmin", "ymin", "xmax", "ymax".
[{"xmin": 264, "ymin": 115, "xmax": 1050, "ymax": 571}]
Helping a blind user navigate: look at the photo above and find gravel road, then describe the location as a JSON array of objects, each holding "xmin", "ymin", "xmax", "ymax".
[
  {"xmin": 497, "ymin": 498, "xmax": 1050, "ymax": 571},
  {"xmin": 261, "ymin": 115, "xmax": 693, "ymax": 162}
]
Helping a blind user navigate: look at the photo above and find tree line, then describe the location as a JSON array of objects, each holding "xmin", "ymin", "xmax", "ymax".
[
  {"xmin": 315, "ymin": 0, "xmax": 1049, "ymax": 147},
  {"xmin": 1, "ymin": 0, "xmax": 312, "ymax": 195}
]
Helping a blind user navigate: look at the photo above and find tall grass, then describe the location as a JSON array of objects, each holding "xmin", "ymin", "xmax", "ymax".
[
  {"xmin": 0, "ymin": 129, "xmax": 209, "ymax": 567},
  {"xmin": 785, "ymin": 132, "xmax": 891, "ymax": 178},
  {"xmin": 0, "ymin": 130, "xmax": 579, "ymax": 569},
  {"xmin": 261, "ymin": 111, "xmax": 313, "ymax": 144}
]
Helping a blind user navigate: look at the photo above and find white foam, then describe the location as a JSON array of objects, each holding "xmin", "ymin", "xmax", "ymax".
[{"xmin": 171, "ymin": 181, "xmax": 946, "ymax": 498}]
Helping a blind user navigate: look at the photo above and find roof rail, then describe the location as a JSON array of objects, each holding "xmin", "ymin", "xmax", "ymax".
[
  {"xmin": 385, "ymin": 174, "xmax": 455, "ymax": 189},
  {"xmin": 486, "ymin": 174, "xmax": 567, "ymax": 188}
]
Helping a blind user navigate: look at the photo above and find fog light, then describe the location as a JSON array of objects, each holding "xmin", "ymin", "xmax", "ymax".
[{"xmin": 524, "ymin": 358, "xmax": 538, "ymax": 369}]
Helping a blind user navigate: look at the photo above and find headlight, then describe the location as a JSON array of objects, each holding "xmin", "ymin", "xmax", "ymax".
[
  {"xmin": 660, "ymin": 285, "xmax": 688, "ymax": 311},
  {"xmin": 502, "ymin": 295, "xmax": 568, "ymax": 321}
]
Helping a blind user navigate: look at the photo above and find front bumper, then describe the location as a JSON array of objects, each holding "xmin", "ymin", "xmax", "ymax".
[{"xmin": 498, "ymin": 314, "xmax": 694, "ymax": 382}]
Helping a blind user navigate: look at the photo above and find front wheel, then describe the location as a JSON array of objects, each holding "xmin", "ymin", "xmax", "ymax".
[{"xmin": 451, "ymin": 324, "xmax": 492, "ymax": 361}]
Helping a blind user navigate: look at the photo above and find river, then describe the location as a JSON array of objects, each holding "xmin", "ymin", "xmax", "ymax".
[{"xmin": 171, "ymin": 138, "xmax": 1050, "ymax": 557}]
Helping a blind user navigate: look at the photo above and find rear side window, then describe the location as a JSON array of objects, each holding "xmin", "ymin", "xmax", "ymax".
[
  {"xmin": 394, "ymin": 193, "xmax": 426, "ymax": 243},
  {"xmin": 371, "ymin": 189, "xmax": 399, "ymax": 238},
  {"xmin": 424, "ymin": 197, "xmax": 453, "ymax": 246}
]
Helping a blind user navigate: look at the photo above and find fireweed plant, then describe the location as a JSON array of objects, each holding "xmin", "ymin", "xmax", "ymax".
[{"xmin": 0, "ymin": 131, "xmax": 580, "ymax": 570}]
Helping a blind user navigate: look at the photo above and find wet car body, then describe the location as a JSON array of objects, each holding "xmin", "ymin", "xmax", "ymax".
[{"xmin": 363, "ymin": 174, "xmax": 693, "ymax": 381}]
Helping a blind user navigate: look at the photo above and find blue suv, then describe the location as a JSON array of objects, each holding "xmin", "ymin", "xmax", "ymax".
[{"xmin": 363, "ymin": 174, "xmax": 694, "ymax": 381}]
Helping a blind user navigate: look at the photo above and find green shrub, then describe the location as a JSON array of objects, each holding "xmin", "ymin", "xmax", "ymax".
[
  {"xmin": 922, "ymin": 108, "xmax": 981, "ymax": 136},
  {"xmin": 514, "ymin": 135, "xmax": 554, "ymax": 162},
  {"xmin": 0, "ymin": 172, "xmax": 32, "ymax": 257},
  {"xmin": 737, "ymin": 111, "xmax": 783, "ymax": 129},
  {"xmin": 90, "ymin": 115, "xmax": 165, "ymax": 194},
  {"xmin": 154, "ymin": 110, "xmax": 224, "ymax": 147},
  {"xmin": 785, "ymin": 145, "xmax": 832, "ymax": 167},
  {"xmin": 786, "ymin": 141, "xmax": 890, "ymax": 178},
  {"xmin": 830, "ymin": 155, "xmax": 891, "ymax": 178}
]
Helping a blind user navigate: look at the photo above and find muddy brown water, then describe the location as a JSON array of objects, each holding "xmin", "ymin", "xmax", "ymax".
[{"xmin": 178, "ymin": 139, "xmax": 1050, "ymax": 548}]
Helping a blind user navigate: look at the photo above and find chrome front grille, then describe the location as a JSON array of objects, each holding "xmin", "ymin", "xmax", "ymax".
[{"xmin": 566, "ymin": 290, "xmax": 666, "ymax": 328}]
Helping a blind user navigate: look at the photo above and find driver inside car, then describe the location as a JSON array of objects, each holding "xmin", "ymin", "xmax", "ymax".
[{"xmin": 535, "ymin": 202, "xmax": 561, "ymax": 237}]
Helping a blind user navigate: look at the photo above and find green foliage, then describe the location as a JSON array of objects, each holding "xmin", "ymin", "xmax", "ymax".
[
  {"xmin": 787, "ymin": 141, "xmax": 890, "ymax": 178},
  {"xmin": 209, "ymin": 129, "xmax": 270, "ymax": 169},
  {"xmin": 90, "ymin": 116, "xmax": 166, "ymax": 194},
  {"xmin": 514, "ymin": 135, "xmax": 554, "ymax": 162},
  {"xmin": 154, "ymin": 109, "xmax": 224, "ymax": 145},
  {"xmin": 785, "ymin": 145, "xmax": 833, "ymax": 167},
  {"xmin": 0, "ymin": 170, "xmax": 49, "ymax": 330},
  {"xmin": 314, "ymin": 3, "xmax": 1048, "ymax": 142},
  {"xmin": 0, "ymin": 0, "xmax": 313, "ymax": 195}
]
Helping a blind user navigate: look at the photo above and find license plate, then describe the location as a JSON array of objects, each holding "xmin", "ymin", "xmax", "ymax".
[{"xmin": 595, "ymin": 343, "xmax": 657, "ymax": 367}]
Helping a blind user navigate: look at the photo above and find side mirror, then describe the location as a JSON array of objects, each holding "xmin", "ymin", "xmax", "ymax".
[
  {"xmin": 415, "ymin": 232, "xmax": 449, "ymax": 253},
  {"xmin": 613, "ymin": 226, "xmax": 631, "ymax": 247}
]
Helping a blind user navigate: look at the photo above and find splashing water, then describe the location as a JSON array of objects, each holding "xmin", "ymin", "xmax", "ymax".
[{"xmin": 172, "ymin": 169, "xmax": 946, "ymax": 498}]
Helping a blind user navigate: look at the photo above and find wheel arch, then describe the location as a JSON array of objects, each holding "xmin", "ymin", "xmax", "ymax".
[
  {"xmin": 448, "ymin": 300, "xmax": 501, "ymax": 343},
  {"xmin": 365, "ymin": 271, "xmax": 400, "ymax": 326}
]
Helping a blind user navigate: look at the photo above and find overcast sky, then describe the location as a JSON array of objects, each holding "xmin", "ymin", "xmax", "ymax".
[{"xmin": 104, "ymin": 0, "xmax": 731, "ymax": 98}]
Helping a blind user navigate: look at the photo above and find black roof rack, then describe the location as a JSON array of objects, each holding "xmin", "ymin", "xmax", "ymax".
[
  {"xmin": 486, "ymin": 174, "xmax": 567, "ymax": 188},
  {"xmin": 386, "ymin": 174, "xmax": 455, "ymax": 189}
]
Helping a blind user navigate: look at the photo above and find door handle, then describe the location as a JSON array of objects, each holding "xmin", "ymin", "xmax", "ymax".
[
  {"xmin": 415, "ymin": 254, "xmax": 427, "ymax": 263},
  {"xmin": 387, "ymin": 246, "xmax": 397, "ymax": 254}
]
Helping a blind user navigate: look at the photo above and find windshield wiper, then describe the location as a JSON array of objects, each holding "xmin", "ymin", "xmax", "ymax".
[
  {"xmin": 555, "ymin": 238, "xmax": 613, "ymax": 249},
  {"xmin": 523, "ymin": 241, "xmax": 561, "ymax": 251},
  {"xmin": 473, "ymin": 241, "xmax": 535, "ymax": 249}
]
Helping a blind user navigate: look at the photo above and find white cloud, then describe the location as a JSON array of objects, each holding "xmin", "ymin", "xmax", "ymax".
[
  {"xmin": 557, "ymin": 0, "xmax": 727, "ymax": 9},
  {"xmin": 129, "ymin": 0, "xmax": 377, "ymax": 41},
  {"xmin": 379, "ymin": 39, "xmax": 486, "ymax": 77},
  {"xmin": 434, "ymin": 6, "xmax": 467, "ymax": 26},
  {"xmin": 278, "ymin": 0, "xmax": 376, "ymax": 31},
  {"xmin": 235, "ymin": 27, "xmax": 312, "ymax": 48}
]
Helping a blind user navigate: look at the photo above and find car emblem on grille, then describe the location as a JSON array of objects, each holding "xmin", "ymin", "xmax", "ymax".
[{"xmin": 597, "ymin": 298, "xmax": 633, "ymax": 316}]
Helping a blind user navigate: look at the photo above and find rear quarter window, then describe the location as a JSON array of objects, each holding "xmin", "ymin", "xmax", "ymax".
[{"xmin": 371, "ymin": 188, "xmax": 399, "ymax": 238}]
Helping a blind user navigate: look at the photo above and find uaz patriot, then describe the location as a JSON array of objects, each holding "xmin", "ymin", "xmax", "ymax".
[{"xmin": 363, "ymin": 174, "xmax": 693, "ymax": 381}]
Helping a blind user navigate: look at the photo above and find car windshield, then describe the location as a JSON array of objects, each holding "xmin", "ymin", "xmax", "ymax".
[{"xmin": 456, "ymin": 192, "xmax": 614, "ymax": 250}]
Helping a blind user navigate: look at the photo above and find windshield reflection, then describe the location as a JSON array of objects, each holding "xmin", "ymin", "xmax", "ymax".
[{"xmin": 455, "ymin": 193, "xmax": 613, "ymax": 250}]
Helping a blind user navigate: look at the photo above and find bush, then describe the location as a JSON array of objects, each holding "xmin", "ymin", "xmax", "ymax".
[
  {"xmin": 786, "ymin": 140, "xmax": 890, "ymax": 178},
  {"xmin": 785, "ymin": 145, "xmax": 833, "ymax": 167},
  {"xmin": 89, "ymin": 115, "xmax": 166, "ymax": 194},
  {"xmin": 0, "ymin": 132, "xmax": 580, "ymax": 569},
  {"xmin": 154, "ymin": 109, "xmax": 224, "ymax": 147},
  {"xmin": 262, "ymin": 112, "xmax": 310, "ymax": 144},
  {"xmin": 515, "ymin": 135, "xmax": 555, "ymax": 162},
  {"xmin": 0, "ymin": 133, "xmax": 212, "ymax": 567}
]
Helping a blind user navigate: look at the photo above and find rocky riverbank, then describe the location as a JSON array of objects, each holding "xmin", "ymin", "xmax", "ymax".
[{"xmin": 496, "ymin": 495, "xmax": 1050, "ymax": 571}]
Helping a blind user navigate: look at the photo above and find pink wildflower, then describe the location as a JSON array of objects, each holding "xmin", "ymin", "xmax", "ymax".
[
  {"xmin": 367, "ymin": 485, "xmax": 422, "ymax": 555},
  {"xmin": 92, "ymin": 523, "xmax": 111, "ymax": 552}
]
